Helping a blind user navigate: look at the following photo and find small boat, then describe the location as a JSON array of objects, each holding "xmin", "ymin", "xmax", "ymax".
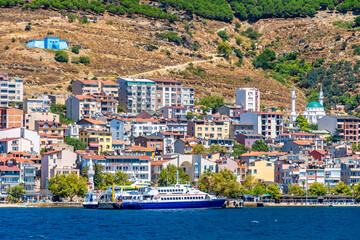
[
  {"xmin": 120, "ymin": 184, "xmax": 226, "ymax": 209},
  {"xmin": 83, "ymin": 180, "xmax": 151, "ymax": 209}
]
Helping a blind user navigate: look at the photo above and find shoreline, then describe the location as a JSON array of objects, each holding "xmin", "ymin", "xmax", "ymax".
[{"xmin": 1, "ymin": 202, "xmax": 360, "ymax": 208}]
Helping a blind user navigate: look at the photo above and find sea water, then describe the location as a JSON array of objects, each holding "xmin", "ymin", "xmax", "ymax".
[{"xmin": 1, "ymin": 207, "xmax": 359, "ymax": 239}]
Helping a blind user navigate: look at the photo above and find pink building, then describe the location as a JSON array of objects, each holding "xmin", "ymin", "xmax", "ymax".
[{"xmin": 235, "ymin": 133, "xmax": 263, "ymax": 149}]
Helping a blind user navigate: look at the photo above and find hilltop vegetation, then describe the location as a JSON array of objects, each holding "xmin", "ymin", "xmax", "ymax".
[{"xmin": 3, "ymin": 0, "xmax": 360, "ymax": 22}]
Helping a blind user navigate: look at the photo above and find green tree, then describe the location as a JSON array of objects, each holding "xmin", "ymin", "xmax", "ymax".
[
  {"xmin": 251, "ymin": 141, "xmax": 269, "ymax": 152},
  {"xmin": 117, "ymin": 106, "xmax": 124, "ymax": 113},
  {"xmin": 158, "ymin": 164, "xmax": 190, "ymax": 186},
  {"xmin": 71, "ymin": 46, "xmax": 79, "ymax": 54},
  {"xmin": 208, "ymin": 144, "xmax": 228, "ymax": 153},
  {"xmin": 94, "ymin": 163, "xmax": 103, "ymax": 190},
  {"xmin": 331, "ymin": 181, "xmax": 352, "ymax": 195},
  {"xmin": 240, "ymin": 175, "xmax": 266, "ymax": 195},
  {"xmin": 217, "ymin": 41, "xmax": 232, "ymax": 59},
  {"xmin": 48, "ymin": 173, "xmax": 87, "ymax": 201},
  {"xmin": 198, "ymin": 168, "xmax": 215, "ymax": 193},
  {"xmin": 296, "ymin": 115, "xmax": 310, "ymax": 130},
  {"xmin": 79, "ymin": 56, "xmax": 91, "ymax": 64},
  {"xmin": 253, "ymin": 48, "xmax": 276, "ymax": 69},
  {"xmin": 266, "ymin": 184, "xmax": 281, "ymax": 199},
  {"xmin": 64, "ymin": 136, "xmax": 86, "ymax": 150},
  {"xmin": 213, "ymin": 169, "xmax": 241, "ymax": 198},
  {"xmin": 288, "ymin": 185, "xmax": 306, "ymax": 196},
  {"xmin": 7, "ymin": 184, "xmax": 26, "ymax": 202},
  {"xmin": 217, "ymin": 30, "xmax": 229, "ymax": 41},
  {"xmin": 308, "ymin": 182, "xmax": 328, "ymax": 196},
  {"xmin": 233, "ymin": 143, "xmax": 249, "ymax": 157},
  {"xmin": 55, "ymin": 50, "xmax": 69, "ymax": 63},
  {"xmin": 191, "ymin": 144, "xmax": 207, "ymax": 154},
  {"xmin": 354, "ymin": 16, "xmax": 360, "ymax": 27},
  {"xmin": 186, "ymin": 112, "xmax": 196, "ymax": 120},
  {"xmin": 353, "ymin": 182, "xmax": 360, "ymax": 200},
  {"xmin": 198, "ymin": 95, "xmax": 225, "ymax": 112}
]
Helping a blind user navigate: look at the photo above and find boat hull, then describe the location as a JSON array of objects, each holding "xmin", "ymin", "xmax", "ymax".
[
  {"xmin": 83, "ymin": 203, "xmax": 99, "ymax": 209},
  {"xmin": 121, "ymin": 199, "xmax": 226, "ymax": 209}
]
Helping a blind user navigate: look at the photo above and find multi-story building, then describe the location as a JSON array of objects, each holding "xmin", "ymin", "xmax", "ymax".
[
  {"xmin": 135, "ymin": 136, "xmax": 164, "ymax": 155},
  {"xmin": 218, "ymin": 105, "xmax": 245, "ymax": 121},
  {"xmin": 66, "ymin": 95, "xmax": 101, "ymax": 122},
  {"xmin": 152, "ymin": 78, "xmax": 183, "ymax": 109},
  {"xmin": 41, "ymin": 150, "xmax": 78, "ymax": 188},
  {"xmin": 117, "ymin": 78, "xmax": 156, "ymax": 114},
  {"xmin": 72, "ymin": 79, "xmax": 99, "ymax": 95},
  {"xmin": 91, "ymin": 92, "xmax": 118, "ymax": 116},
  {"xmin": 19, "ymin": 159, "xmax": 36, "ymax": 193},
  {"xmin": 165, "ymin": 119, "xmax": 188, "ymax": 136},
  {"xmin": 48, "ymin": 94, "xmax": 69, "ymax": 105},
  {"xmin": 235, "ymin": 133, "xmax": 264, "ymax": 149},
  {"xmin": 247, "ymin": 160, "xmax": 275, "ymax": 182},
  {"xmin": 187, "ymin": 120, "xmax": 230, "ymax": 139},
  {"xmin": 23, "ymin": 95, "xmax": 51, "ymax": 113},
  {"xmin": 103, "ymin": 156, "xmax": 151, "ymax": 181},
  {"xmin": 0, "ymin": 137, "xmax": 33, "ymax": 153},
  {"xmin": 0, "ymin": 128, "xmax": 40, "ymax": 154},
  {"xmin": 72, "ymin": 79, "xmax": 118, "ymax": 97},
  {"xmin": 181, "ymin": 87, "xmax": 194, "ymax": 109},
  {"xmin": 24, "ymin": 112, "xmax": 59, "ymax": 130},
  {"xmin": 161, "ymin": 106, "xmax": 187, "ymax": 119},
  {"xmin": 35, "ymin": 121, "xmax": 68, "ymax": 137},
  {"xmin": 0, "ymin": 74, "xmax": 23, "ymax": 107},
  {"xmin": 0, "ymin": 107, "xmax": 23, "ymax": 129},
  {"xmin": 341, "ymin": 156, "xmax": 360, "ymax": 185},
  {"xmin": 110, "ymin": 118, "xmax": 168, "ymax": 141},
  {"xmin": 235, "ymin": 88, "xmax": 260, "ymax": 112},
  {"xmin": 239, "ymin": 112, "xmax": 283, "ymax": 139},
  {"xmin": 0, "ymin": 165, "xmax": 20, "ymax": 194},
  {"xmin": 79, "ymin": 129, "xmax": 112, "ymax": 154},
  {"xmin": 318, "ymin": 115, "xmax": 360, "ymax": 144}
]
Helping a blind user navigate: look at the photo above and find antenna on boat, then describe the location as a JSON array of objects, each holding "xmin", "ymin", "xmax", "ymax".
[{"xmin": 176, "ymin": 170, "xmax": 179, "ymax": 185}]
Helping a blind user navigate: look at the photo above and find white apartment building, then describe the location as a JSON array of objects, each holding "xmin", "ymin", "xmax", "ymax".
[
  {"xmin": 236, "ymin": 88, "xmax": 260, "ymax": 112},
  {"xmin": 0, "ymin": 127, "xmax": 40, "ymax": 154},
  {"xmin": 66, "ymin": 95, "xmax": 101, "ymax": 122},
  {"xmin": 110, "ymin": 118, "xmax": 168, "ymax": 141},
  {"xmin": 0, "ymin": 74, "xmax": 23, "ymax": 107},
  {"xmin": 239, "ymin": 111, "xmax": 283, "ymax": 139},
  {"xmin": 23, "ymin": 95, "xmax": 51, "ymax": 113},
  {"xmin": 117, "ymin": 78, "xmax": 156, "ymax": 114},
  {"xmin": 24, "ymin": 112, "xmax": 59, "ymax": 130},
  {"xmin": 182, "ymin": 87, "xmax": 195, "ymax": 109}
]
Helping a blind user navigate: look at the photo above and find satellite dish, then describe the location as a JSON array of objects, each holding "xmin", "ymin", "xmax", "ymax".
[{"xmin": 124, "ymin": 125, "xmax": 131, "ymax": 131}]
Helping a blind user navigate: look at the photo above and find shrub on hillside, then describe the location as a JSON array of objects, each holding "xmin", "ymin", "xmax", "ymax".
[
  {"xmin": 79, "ymin": 56, "xmax": 90, "ymax": 64},
  {"xmin": 55, "ymin": 50, "xmax": 69, "ymax": 63},
  {"xmin": 71, "ymin": 46, "xmax": 79, "ymax": 54}
]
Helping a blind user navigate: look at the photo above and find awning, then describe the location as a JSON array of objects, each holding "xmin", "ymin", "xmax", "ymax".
[
  {"xmin": 90, "ymin": 144, "xmax": 99, "ymax": 147},
  {"xmin": 261, "ymin": 194, "xmax": 272, "ymax": 197}
]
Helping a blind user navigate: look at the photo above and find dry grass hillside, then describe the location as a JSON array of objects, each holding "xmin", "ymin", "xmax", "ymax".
[{"xmin": 1, "ymin": 8, "xmax": 359, "ymax": 112}]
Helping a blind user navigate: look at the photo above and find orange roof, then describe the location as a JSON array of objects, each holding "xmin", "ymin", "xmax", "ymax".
[
  {"xmin": 125, "ymin": 146, "xmax": 155, "ymax": 151},
  {"xmin": 151, "ymin": 159, "xmax": 171, "ymax": 166},
  {"xmin": 79, "ymin": 79, "xmax": 98, "ymax": 84},
  {"xmin": 9, "ymin": 151, "xmax": 31, "ymax": 156},
  {"xmin": 112, "ymin": 140, "xmax": 126, "ymax": 145},
  {"xmin": 79, "ymin": 118, "xmax": 106, "ymax": 125},
  {"xmin": 99, "ymin": 80, "xmax": 117, "ymax": 85},
  {"xmin": 82, "ymin": 155, "xmax": 106, "ymax": 160},
  {"xmin": 240, "ymin": 151, "xmax": 287, "ymax": 157},
  {"xmin": 30, "ymin": 155, "xmax": 41, "ymax": 160},
  {"xmin": 194, "ymin": 105, "xmax": 212, "ymax": 109},
  {"xmin": 293, "ymin": 140, "xmax": 312, "ymax": 146},
  {"xmin": 15, "ymin": 158, "xmax": 34, "ymax": 164},
  {"xmin": 41, "ymin": 150, "xmax": 62, "ymax": 155},
  {"xmin": 76, "ymin": 95, "xmax": 95, "ymax": 100}
]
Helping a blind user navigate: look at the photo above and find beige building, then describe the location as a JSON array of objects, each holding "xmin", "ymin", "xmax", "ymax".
[
  {"xmin": 0, "ymin": 74, "xmax": 23, "ymax": 107},
  {"xmin": 41, "ymin": 149, "xmax": 78, "ymax": 189},
  {"xmin": 66, "ymin": 95, "xmax": 101, "ymax": 122},
  {"xmin": 187, "ymin": 120, "xmax": 230, "ymax": 139},
  {"xmin": 49, "ymin": 94, "xmax": 69, "ymax": 105},
  {"xmin": 72, "ymin": 79, "xmax": 118, "ymax": 98},
  {"xmin": 23, "ymin": 95, "xmax": 51, "ymax": 113},
  {"xmin": 248, "ymin": 160, "xmax": 275, "ymax": 182},
  {"xmin": 24, "ymin": 112, "xmax": 59, "ymax": 130}
]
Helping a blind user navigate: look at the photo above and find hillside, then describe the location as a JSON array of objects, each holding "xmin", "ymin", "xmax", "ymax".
[{"xmin": 2, "ymin": 6, "xmax": 360, "ymax": 114}]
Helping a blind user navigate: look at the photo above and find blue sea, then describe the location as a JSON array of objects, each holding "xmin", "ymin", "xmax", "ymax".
[{"xmin": 1, "ymin": 207, "xmax": 359, "ymax": 240}]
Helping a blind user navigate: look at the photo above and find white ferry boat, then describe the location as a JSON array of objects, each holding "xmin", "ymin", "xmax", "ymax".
[{"xmin": 120, "ymin": 184, "xmax": 226, "ymax": 209}]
